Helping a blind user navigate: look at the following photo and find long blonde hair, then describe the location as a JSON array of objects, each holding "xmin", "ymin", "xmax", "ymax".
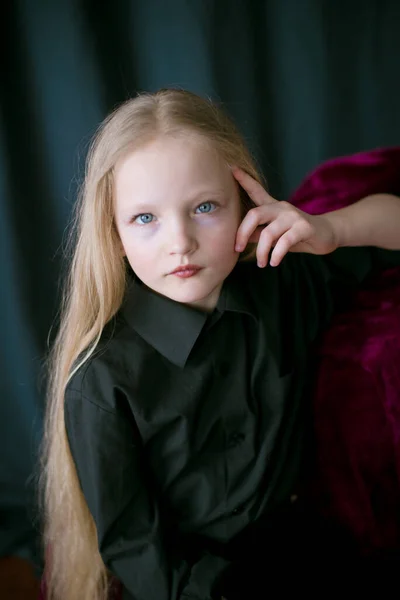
[{"xmin": 41, "ymin": 88, "xmax": 264, "ymax": 600}]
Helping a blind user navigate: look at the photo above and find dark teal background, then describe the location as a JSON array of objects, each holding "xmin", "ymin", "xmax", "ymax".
[{"xmin": 1, "ymin": 0, "xmax": 399, "ymax": 568}]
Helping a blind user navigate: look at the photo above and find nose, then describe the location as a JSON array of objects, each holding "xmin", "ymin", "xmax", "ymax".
[{"xmin": 167, "ymin": 218, "xmax": 198, "ymax": 256}]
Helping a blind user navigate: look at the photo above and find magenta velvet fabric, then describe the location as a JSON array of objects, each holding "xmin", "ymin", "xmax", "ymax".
[{"xmin": 289, "ymin": 146, "xmax": 400, "ymax": 554}]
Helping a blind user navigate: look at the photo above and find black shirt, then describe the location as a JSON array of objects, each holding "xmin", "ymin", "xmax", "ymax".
[{"xmin": 65, "ymin": 247, "xmax": 400, "ymax": 600}]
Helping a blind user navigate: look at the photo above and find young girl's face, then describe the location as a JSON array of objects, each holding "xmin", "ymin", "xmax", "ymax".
[{"xmin": 114, "ymin": 135, "xmax": 242, "ymax": 312}]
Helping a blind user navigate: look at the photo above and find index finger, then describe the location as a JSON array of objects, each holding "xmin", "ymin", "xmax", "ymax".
[{"xmin": 231, "ymin": 167, "xmax": 276, "ymax": 206}]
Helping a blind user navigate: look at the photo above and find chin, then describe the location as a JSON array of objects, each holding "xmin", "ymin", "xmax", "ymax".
[
  {"xmin": 170, "ymin": 290, "xmax": 209, "ymax": 305},
  {"xmin": 166, "ymin": 283, "xmax": 214, "ymax": 306}
]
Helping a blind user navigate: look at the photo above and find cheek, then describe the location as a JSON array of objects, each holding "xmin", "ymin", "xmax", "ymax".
[
  {"xmin": 120, "ymin": 226, "xmax": 158, "ymax": 251},
  {"xmin": 120, "ymin": 232, "xmax": 156, "ymax": 269},
  {"xmin": 200, "ymin": 209, "xmax": 240, "ymax": 234},
  {"xmin": 206, "ymin": 213, "xmax": 240, "ymax": 238},
  {"xmin": 203, "ymin": 221, "xmax": 239, "ymax": 257}
]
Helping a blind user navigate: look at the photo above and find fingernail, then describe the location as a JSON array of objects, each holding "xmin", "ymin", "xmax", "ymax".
[{"xmin": 235, "ymin": 244, "xmax": 243, "ymax": 252}]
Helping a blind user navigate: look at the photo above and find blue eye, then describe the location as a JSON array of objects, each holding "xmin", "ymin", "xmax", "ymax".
[
  {"xmin": 196, "ymin": 202, "xmax": 215, "ymax": 214},
  {"xmin": 134, "ymin": 213, "xmax": 154, "ymax": 225}
]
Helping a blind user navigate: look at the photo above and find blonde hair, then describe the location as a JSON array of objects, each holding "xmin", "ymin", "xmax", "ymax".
[{"xmin": 41, "ymin": 88, "xmax": 264, "ymax": 599}]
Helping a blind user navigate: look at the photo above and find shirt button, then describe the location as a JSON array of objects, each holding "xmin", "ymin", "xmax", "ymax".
[{"xmin": 231, "ymin": 504, "xmax": 245, "ymax": 516}]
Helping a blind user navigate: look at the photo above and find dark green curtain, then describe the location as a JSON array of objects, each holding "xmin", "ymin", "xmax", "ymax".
[{"xmin": 1, "ymin": 0, "xmax": 400, "ymax": 569}]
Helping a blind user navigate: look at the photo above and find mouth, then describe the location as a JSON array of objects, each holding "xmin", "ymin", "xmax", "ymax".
[{"xmin": 170, "ymin": 265, "xmax": 203, "ymax": 278}]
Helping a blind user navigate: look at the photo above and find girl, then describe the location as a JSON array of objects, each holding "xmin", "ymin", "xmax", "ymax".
[{"xmin": 41, "ymin": 88, "xmax": 400, "ymax": 600}]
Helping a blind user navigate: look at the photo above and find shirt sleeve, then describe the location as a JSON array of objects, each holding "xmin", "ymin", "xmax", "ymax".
[
  {"xmin": 275, "ymin": 246, "xmax": 400, "ymax": 354},
  {"xmin": 64, "ymin": 387, "xmax": 230, "ymax": 600},
  {"xmin": 318, "ymin": 246, "xmax": 400, "ymax": 316}
]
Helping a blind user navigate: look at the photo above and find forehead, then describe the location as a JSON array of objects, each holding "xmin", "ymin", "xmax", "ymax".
[{"xmin": 113, "ymin": 135, "xmax": 236, "ymax": 207}]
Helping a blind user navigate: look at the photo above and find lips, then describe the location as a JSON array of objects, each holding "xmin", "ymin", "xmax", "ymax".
[{"xmin": 170, "ymin": 265, "xmax": 202, "ymax": 278}]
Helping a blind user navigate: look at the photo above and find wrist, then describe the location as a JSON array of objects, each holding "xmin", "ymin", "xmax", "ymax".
[{"xmin": 322, "ymin": 210, "xmax": 348, "ymax": 249}]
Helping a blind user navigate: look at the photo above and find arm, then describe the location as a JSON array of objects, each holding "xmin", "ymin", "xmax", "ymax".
[
  {"xmin": 232, "ymin": 167, "xmax": 400, "ymax": 266},
  {"xmin": 64, "ymin": 388, "xmax": 230, "ymax": 600},
  {"xmin": 322, "ymin": 193, "xmax": 400, "ymax": 250}
]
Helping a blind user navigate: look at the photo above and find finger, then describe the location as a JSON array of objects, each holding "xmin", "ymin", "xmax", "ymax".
[
  {"xmin": 256, "ymin": 221, "xmax": 291, "ymax": 267},
  {"xmin": 235, "ymin": 205, "xmax": 278, "ymax": 251},
  {"xmin": 269, "ymin": 223, "xmax": 309, "ymax": 266},
  {"xmin": 248, "ymin": 225, "xmax": 267, "ymax": 244},
  {"xmin": 232, "ymin": 167, "xmax": 276, "ymax": 207}
]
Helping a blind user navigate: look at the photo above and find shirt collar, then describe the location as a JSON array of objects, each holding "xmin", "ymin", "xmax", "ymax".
[{"xmin": 121, "ymin": 266, "xmax": 256, "ymax": 368}]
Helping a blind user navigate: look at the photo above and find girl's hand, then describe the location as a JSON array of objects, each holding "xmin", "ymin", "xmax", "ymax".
[{"xmin": 233, "ymin": 168, "xmax": 338, "ymax": 267}]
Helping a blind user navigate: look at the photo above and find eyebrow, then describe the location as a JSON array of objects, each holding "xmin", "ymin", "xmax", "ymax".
[{"xmin": 124, "ymin": 203, "xmax": 158, "ymax": 213}]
